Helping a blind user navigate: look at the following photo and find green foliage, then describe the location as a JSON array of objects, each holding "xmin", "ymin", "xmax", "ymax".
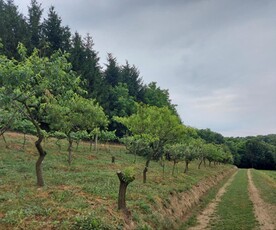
[
  {"xmin": 99, "ymin": 130, "xmax": 117, "ymax": 142},
  {"xmin": 121, "ymin": 135, "xmax": 152, "ymax": 158},
  {"xmin": 142, "ymin": 82, "xmax": 177, "ymax": 115},
  {"xmin": 121, "ymin": 166, "xmax": 135, "ymax": 183},
  {"xmin": 47, "ymin": 94, "xmax": 108, "ymax": 135},
  {"xmin": 0, "ymin": 43, "xmax": 82, "ymax": 134},
  {"xmin": 115, "ymin": 104, "xmax": 186, "ymax": 161}
]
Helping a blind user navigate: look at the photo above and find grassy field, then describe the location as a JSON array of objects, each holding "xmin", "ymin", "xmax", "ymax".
[
  {"xmin": 209, "ymin": 169, "xmax": 258, "ymax": 230},
  {"xmin": 251, "ymin": 169, "xmax": 276, "ymax": 205},
  {"xmin": 0, "ymin": 132, "xmax": 233, "ymax": 229}
]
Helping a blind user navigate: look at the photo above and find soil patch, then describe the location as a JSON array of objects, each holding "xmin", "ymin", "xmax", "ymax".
[{"xmin": 247, "ymin": 169, "xmax": 276, "ymax": 230}]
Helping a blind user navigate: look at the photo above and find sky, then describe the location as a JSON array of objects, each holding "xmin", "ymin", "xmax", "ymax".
[{"xmin": 14, "ymin": 0, "xmax": 276, "ymax": 137}]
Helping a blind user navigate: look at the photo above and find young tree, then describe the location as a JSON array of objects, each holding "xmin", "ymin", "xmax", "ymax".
[
  {"xmin": 0, "ymin": 44, "xmax": 82, "ymax": 186},
  {"xmin": 115, "ymin": 104, "xmax": 186, "ymax": 183},
  {"xmin": 46, "ymin": 94, "xmax": 108, "ymax": 164},
  {"xmin": 165, "ymin": 144, "xmax": 183, "ymax": 176}
]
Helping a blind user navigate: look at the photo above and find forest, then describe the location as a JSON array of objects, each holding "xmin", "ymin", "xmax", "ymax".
[{"xmin": 0, "ymin": 0, "xmax": 275, "ymax": 172}]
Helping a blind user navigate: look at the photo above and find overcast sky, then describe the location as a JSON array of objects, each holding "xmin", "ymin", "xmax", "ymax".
[{"xmin": 14, "ymin": 0, "xmax": 276, "ymax": 137}]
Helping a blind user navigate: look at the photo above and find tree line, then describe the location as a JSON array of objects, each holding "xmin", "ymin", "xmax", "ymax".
[{"xmin": 197, "ymin": 129, "xmax": 276, "ymax": 170}]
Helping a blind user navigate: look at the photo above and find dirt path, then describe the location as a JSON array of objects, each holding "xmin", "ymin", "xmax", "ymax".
[
  {"xmin": 247, "ymin": 169, "xmax": 276, "ymax": 230},
  {"xmin": 188, "ymin": 170, "xmax": 238, "ymax": 230}
]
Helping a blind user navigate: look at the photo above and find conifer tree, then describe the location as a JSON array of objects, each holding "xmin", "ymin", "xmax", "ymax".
[
  {"xmin": 41, "ymin": 6, "xmax": 71, "ymax": 56},
  {"xmin": 27, "ymin": 0, "xmax": 43, "ymax": 52}
]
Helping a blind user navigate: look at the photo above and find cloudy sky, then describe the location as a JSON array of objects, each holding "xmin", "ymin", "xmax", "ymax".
[{"xmin": 14, "ymin": 0, "xmax": 276, "ymax": 137}]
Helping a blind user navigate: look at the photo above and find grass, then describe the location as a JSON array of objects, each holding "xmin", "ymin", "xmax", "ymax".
[
  {"xmin": 251, "ymin": 169, "xmax": 276, "ymax": 205},
  {"xmin": 0, "ymin": 132, "xmax": 233, "ymax": 229},
  {"xmin": 209, "ymin": 169, "xmax": 258, "ymax": 230},
  {"xmin": 178, "ymin": 172, "xmax": 235, "ymax": 230}
]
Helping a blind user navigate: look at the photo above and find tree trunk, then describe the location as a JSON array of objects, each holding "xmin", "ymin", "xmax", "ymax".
[
  {"xmin": 198, "ymin": 157, "xmax": 203, "ymax": 169},
  {"xmin": 35, "ymin": 134, "xmax": 46, "ymax": 187},
  {"xmin": 56, "ymin": 139, "xmax": 61, "ymax": 152},
  {"xmin": 76, "ymin": 140, "xmax": 79, "ymax": 151},
  {"xmin": 112, "ymin": 156, "xmax": 115, "ymax": 163},
  {"xmin": 172, "ymin": 160, "xmax": 177, "ymax": 176},
  {"xmin": 68, "ymin": 136, "xmax": 73, "ymax": 165},
  {"xmin": 184, "ymin": 160, "xmax": 189, "ymax": 173},
  {"xmin": 2, "ymin": 134, "xmax": 8, "ymax": 148},
  {"xmin": 94, "ymin": 134, "xmax": 98, "ymax": 152},
  {"xmin": 23, "ymin": 133, "xmax": 27, "ymax": 149},
  {"xmin": 143, "ymin": 167, "xmax": 148, "ymax": 183},
  {"xmin": 117, "ymin": 171, "xmax": 134, "ymax": 211},
  {"xmin": 133, "ymin": 151, "xmax": 137, "ymax": 163},
  {"xmin": 143, "ymin": 159, "xmax": 150, "ymax": 183},
  {"xmin": 90, "ymin": 139, "xmax": 93, "ymax": 152}
]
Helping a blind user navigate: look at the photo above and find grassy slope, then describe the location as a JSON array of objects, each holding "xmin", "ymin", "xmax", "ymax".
[
  {"xmin": 209, "ymin": 169, "xmax": 258, "ymax": 230},
  {"xmin": 0, "ymin": 132, "xmax": 232, "ymax": 229}
]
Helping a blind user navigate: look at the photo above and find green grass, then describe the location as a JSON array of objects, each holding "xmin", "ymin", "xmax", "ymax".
[
  {"xmin": 0, "ymin": 132, "xmax": 233, "ymax": 229},
  {"xmin": 210, "ymin": 169, "xmax": 258, "ymax": 230},
  {"xmin": 178, "ymin": 172, "xmax": 235, "ymax": 230},
  {"xmin": 251, "ymin": 169, "xmax": 276, "ymax": 205}
]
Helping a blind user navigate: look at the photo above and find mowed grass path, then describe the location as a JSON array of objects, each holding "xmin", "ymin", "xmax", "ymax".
[{"xmin": 209, "ymin": 169, "xmax": 258, "ymax": 230}]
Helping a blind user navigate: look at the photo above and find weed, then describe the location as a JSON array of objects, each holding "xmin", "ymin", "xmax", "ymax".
[{"xmin": 72, "ymin": 213, "xmax": 112, "ymax": 230}]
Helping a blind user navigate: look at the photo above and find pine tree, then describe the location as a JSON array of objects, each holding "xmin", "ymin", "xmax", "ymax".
[
  {"xmin": 104, "ymin": 53, "xmax": 121, "ymax": 87},
  {"xmin": 41, "ymin": 6, "xmax": 71, "ymax": 56},
  {"xmin": 0, "ymin": 0, "xmax": 28, "ymax": 58},
  {"xmin": 27, "ymin": 0, "xmax": 43, "ymax": 52},
  {"xmin": 82, "ymin": 34, "xmax": 103, "ymax": 98},
  {"xmin": 120, "ymin": 61, "xmax": 144, "ymax": 101}
]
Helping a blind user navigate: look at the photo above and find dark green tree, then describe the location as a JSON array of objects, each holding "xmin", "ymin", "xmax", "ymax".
[
  {"xmin": 26, "ymin": 0, "xmax": 43, "ymax": 52},
  {"xmin": 82, "ymin": 34, "xmax": 103, "ymax": 98},
  {"xmin": 41, "ymin": 6, "xmax": 71, "ymax": 56},
  {"xmin": 70, "ymin": 32, "xmax": 85, "ymax": 74},
  {"xmin": 120, "ymin": 61, "xmax": 143, "ymax": 101},
  {"xmin": 104, "ymin": 53, "xmax": 121, "ymax": 87},
  {"xmin": 0, "ymin": 0, "xmax": 28, "ymax": 58}
]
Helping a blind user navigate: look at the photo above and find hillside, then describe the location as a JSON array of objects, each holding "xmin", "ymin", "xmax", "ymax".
[{"xmin": 0, "ymin": 132, "xmax": 235, "ymax": 229}]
